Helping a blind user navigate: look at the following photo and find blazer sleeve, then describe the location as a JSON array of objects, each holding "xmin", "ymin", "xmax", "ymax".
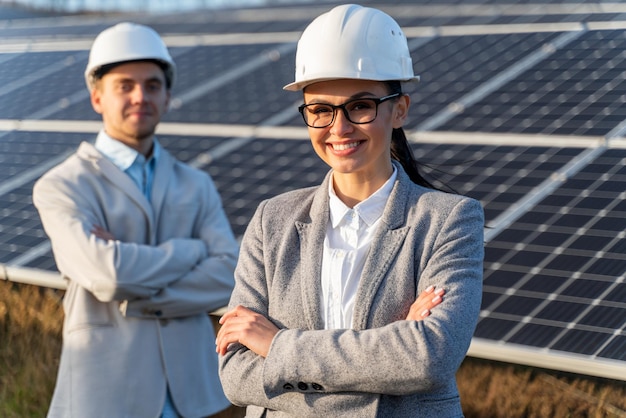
[
  {"xmin": 33, "ymin": 171, "xmax": 207, "ymax": 303},
  {"xmin": 220, "ymin": 196, "xmax": 484, "ymax": 406},
  {"xmin": 220, "ymin": 200, "xmax": 330, "ymax": 415},
  {"xmin": 123, "ymin": 176, "xmax": 238, "ymax": 318}
]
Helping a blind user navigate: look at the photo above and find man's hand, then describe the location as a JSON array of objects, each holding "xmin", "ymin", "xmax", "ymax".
[
  {"xmin": 91, "ymin": 225, "xmax": 115, "ymax": 241},
  {"xmin": 406, "ymin": 285, "xmax": 445, "ymax": 321}
]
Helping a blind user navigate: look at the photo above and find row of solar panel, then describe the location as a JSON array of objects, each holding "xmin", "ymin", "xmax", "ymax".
[{"xmin": 1, "ymin": 29, "xmax": 626, "ymax": 139}]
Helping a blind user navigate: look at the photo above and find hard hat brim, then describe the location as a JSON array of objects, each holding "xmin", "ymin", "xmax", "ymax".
[{"xmin": 283, "ymin": 75, "xmax": 420, "ymax": 92}]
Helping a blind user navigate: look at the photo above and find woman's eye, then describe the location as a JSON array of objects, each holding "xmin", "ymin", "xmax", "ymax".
[
  {"xmin": 310, "ymin": 106, "xmax": 332, "ymax": 115},
  {"xmin": 349, "ymin": 100, "xmax": 374, "ymax": 111}
]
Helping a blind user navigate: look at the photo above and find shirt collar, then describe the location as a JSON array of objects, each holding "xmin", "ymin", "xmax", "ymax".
[
  {"xmin": 328, "ymin": 166, "xmax": 397, "ymax": 228},
  {"xmin": 94, "ymin": 130, "xmax": 160, "ymax": 171}
]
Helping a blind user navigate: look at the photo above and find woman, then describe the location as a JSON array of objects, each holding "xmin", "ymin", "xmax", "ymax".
[{"xmin": 216, "ymin": 4, "xmax": 484, "ymax": 417}]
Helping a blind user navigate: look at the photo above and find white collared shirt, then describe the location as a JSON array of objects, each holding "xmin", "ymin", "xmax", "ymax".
[{"xmin": 321, "ymin": 167, "xmax": 397, "ymax": 329}]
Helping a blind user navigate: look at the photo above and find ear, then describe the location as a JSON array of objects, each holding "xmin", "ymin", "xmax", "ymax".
[
  {"xmin": 392, "ymin": 94, "xmax": 410, "ymax": 129},
  {"xmin": 90, "ymin": 86, "xmax": 104, "ymax": 115},
  {"xmin": 164, "ymin": 90, "xmax": 171, "ymax": 114}
]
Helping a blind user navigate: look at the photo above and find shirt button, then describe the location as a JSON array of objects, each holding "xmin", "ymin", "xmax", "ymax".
[
  {"xmin": 283, "ymin": 383, "xmax": 294, "ymax": 391},
  {"xmin": 297, "ymin": 382, "xmax": 308, "ymax": 391}
]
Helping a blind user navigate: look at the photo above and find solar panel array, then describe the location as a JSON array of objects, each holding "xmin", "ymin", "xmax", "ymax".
[{"xmin": 1, "ymin": 0, "xmax": 625, "ymax": 381}]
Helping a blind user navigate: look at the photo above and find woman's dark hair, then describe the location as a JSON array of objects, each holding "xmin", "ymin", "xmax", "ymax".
[{"xmin": 385, "ymin": 81, "xmax": 448, "ymax": 192}]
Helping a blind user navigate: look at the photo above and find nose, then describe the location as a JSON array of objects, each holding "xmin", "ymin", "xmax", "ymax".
[
  {"xmin": 130, "ymin": 85, "xmax": 147, "ymax": 103},
  {"xmin": 329, "ymin": 106, "xmax": 354, "ymax": 135}
]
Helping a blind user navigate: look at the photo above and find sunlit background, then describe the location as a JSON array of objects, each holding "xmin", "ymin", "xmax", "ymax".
[{"xmin": 3, "ymin": 0, "xmax": 314, "ymax": 13}]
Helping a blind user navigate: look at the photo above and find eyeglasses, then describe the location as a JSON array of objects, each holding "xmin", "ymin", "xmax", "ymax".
[{"xmin": 298, "ymin": 93, "xmax": 402, "ymax": 128}]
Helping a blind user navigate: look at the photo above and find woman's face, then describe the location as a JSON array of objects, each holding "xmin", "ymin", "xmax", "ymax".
[{"xmin": 303, "ymin": 79, "xmax": 409, "ymax": 182}]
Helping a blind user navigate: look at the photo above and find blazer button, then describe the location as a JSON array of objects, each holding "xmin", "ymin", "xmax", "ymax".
[
  {"xmin": 283, "ymin": 383, "xmax": 294, "ymax": 391},
  {"xmin": 155, "ymin": 310, "xmax": 163, "ymax": 317},
  {"xmin": 311, "ymin": 383, "xmax": 323, "ymax": 391},
  {"xmin": 297, "ymin": 382, "xmax": 308, "ymax": 391}
]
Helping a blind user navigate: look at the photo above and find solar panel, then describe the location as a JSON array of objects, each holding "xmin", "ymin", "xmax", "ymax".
[
  {"xmin": 480, "ymin": 147, "xmax": 626, "ymax": 366},
  {"xmin": 0, "ymin": 0, "xmax": 625, "ymax": 381}
]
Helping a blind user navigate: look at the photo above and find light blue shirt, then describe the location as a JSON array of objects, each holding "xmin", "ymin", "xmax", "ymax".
[{"xmin": 94, "ymin": 130, "xmax": 159, "ymax": 201}]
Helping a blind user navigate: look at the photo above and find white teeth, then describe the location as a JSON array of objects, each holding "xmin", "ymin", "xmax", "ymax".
[{"xmin": 332, "ymin": 142, "xmax": 359, "ymax": 151}]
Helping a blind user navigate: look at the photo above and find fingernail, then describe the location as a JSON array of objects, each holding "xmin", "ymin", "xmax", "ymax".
[
  {"xmin": 426, "ymin": 285, "xmax": 435, "ymax": 292},
  {"xmin": 421, "ymin": 309, "xmax": 430, "ymax": 317},
  {"xmin": 435, "ymin": 288, "xmax": 445, "ymax": 295},
  {"xmin": 432, "ymin": 296, "xmax": 442, "ymax": 303}
]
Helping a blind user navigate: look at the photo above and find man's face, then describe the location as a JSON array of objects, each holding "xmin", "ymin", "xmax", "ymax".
[{"xmin": 90, "ymin": 61, "xmax": 170, "ymax": 152}]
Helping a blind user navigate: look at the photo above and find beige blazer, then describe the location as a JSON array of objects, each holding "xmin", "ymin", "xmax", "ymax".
[
  {"xmin": 33, "ymin": 141, "xmax": 239, "ymax": 418},
  {"xmin": 219, "ymin": 162, "xmax": 484, "ymax": 417}
]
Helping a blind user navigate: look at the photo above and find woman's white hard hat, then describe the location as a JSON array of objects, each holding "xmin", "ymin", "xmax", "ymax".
[
  {"xmin": 84, "ymin": 22, "xmax": 176, "ymax": 90},
  {"xmin": 283, "ymin": 4, "xmax": 420, "ymax": 91}
]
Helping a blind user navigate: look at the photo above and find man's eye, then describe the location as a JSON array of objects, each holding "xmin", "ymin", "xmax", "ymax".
[{"xmin": 147, "ymin": 83, "xmax": 162, "ymax": 92}]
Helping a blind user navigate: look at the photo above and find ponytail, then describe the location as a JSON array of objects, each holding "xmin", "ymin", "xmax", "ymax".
[
  {"xmin": 390, "ymin": 127, "xmax": 438, "ymax": 189},
  {"xmin": 385, "ymin": 81, "xmax": 448, "ymax": 192}
]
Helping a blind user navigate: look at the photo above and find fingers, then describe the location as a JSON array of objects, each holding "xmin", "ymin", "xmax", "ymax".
[
  {"xmin": 405, "ymin": 286, "xmax": 445, "ymax": 321},
  {"xmin": 91, "ymin": 225, "xmax": 115, "ymax": 241},
  {"xmin": 421, "ymin": 287, "xmax": 444, "ymax": 317},
  {"xmin": 216, "ymin": 305, "xmax": 278, "ymax": 358}
]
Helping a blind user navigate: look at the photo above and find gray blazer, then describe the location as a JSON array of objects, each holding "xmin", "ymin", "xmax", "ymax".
[
  {"xmin": 33, "ymin": 141, "xmax": 239, "ymax": 418},
  {"xmin": 219, "ymin": 162, "xmax": 484, "ymax": 417}
]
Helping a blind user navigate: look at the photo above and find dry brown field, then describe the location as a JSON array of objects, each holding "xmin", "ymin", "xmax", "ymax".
[{"xmin": 1, "ymin": 280, "xmax": 625, "ymax": 418}]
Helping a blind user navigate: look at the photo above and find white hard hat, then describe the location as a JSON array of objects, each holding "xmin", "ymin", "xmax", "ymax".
[
  {"xmin": 84, "ymin": 22, "xmax": 175, "ymax": 90},
  {"xmin": 283, "ymin": 4, "xmax": 419, "ymax": 91}
]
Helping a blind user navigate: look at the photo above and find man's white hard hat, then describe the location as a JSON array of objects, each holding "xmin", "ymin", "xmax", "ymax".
[
  {"xmin": 283, "ymin": 4, "xmax": 420, "ymax": 91},
  {"xmin": 84, "ymin": 22, "xmax": 176, "ymax": 90}
]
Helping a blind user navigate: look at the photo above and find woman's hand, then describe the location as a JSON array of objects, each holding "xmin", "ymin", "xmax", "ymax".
[
  {"xmin": 405, "ymin": 285, "xmax": 445, "ymax": 321},
  {"xmin": 216, "ymin": 305, "xmax": 279, "ymax": 357}
]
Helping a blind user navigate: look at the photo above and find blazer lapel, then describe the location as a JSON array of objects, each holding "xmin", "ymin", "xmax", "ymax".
[
  {"xmin": 352, "ymin": 165, "xmax": 412, "ymax": 330},
  {"xmin": 78, "ymin": 142, "xmax": 154, "ymax": 227},
  {"xmin": 296, "ymin": 175, "xmax": 332, "ymax": 331}
]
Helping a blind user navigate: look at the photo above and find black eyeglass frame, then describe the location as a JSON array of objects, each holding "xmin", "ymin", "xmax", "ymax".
[{"xmin": 298, "ymin": 93, "xmax": 402, "ymax": 128}]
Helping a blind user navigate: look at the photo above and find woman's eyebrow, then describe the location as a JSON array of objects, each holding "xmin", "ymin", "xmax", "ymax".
[{"xmin": 305, "ymin": 92, "xmax": 379, "ymax": 104}]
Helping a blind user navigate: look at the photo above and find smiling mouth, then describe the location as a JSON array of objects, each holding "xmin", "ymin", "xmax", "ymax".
[{"xmin": 331, "ymin": 141, "xmax": 362, "ymax": 151}]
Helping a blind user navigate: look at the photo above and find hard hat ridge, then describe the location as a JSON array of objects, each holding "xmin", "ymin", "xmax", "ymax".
[
  {"xmin": 284, "ymin": 4, "xmax": 420, "ymax": 91},
  {"xmin": 84, "ymin": 22, "xmax": 176, "ymax": 90}
]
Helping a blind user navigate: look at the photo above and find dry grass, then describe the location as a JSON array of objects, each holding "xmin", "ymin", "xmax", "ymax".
[
  {"xmin": 458, "ymin": 357, "xmax": 626, "ymax": 418},
  {"xmin": 1, "ymin": 280, "xmax": 625, "ymax": 418},
  {"xmin": 0, "ymin": 281, "xmax": 62, "ymax": 418}
]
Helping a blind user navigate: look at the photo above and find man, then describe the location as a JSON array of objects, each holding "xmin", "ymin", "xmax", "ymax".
[{"xmin": 33, "ymin": 22, "xmax": 239, "ymax": 418}]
